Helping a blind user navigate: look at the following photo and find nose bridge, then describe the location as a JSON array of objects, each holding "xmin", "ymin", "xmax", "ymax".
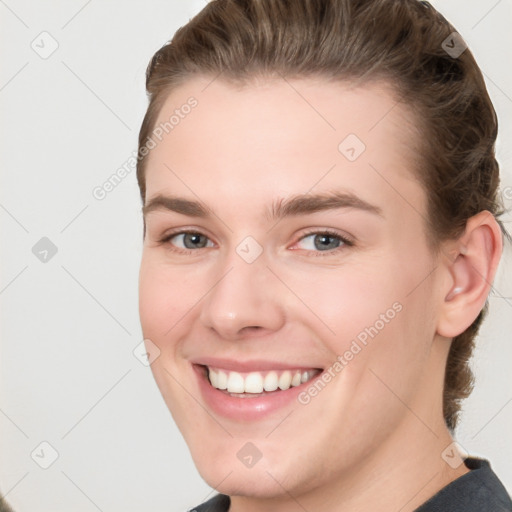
[{"xmin": 199, "ymin": 240, "xmax": 285, "ymax": 338}]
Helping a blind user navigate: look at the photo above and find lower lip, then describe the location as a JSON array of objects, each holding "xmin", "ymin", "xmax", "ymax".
[{"xmin": 193, "ymin": 364, "xmax": 319, "ymax": 421}]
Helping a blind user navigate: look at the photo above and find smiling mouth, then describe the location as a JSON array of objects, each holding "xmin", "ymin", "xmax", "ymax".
[{"xmin": 199, "ymin": 365, "xmax": 323, "ymax": 398}]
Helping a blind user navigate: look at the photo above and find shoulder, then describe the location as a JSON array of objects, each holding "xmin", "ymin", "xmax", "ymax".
[
  {"xmin": 415, "ymin": 457, "xmax": 512, "ymax": 511},
  {"xmin": 189, "ymin": 493, "xmax": 230, "ymax": 512}
]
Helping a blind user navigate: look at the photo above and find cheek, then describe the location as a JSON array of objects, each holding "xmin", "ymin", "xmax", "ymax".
[
  {"xmin": 138, "ymin": 256, "xmax": 201, "ymax": 340},
  {"xmin": 285, "ymin": 270, "xmax": 431, "ymax": 450},
  {"xmin": 138, "ymin": 258, "xmax": 202, "ymax": 424},
  {"xmin": 280, "ymin": 260, "xmax": 406, "ymax": 349},
  {"xmin": 281, "ymin": 251, "xmax": 434, "ymax": 379}
]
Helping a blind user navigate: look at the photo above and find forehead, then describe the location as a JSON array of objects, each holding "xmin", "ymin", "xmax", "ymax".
[{"xmin": 144, "ymin": 75, "xmax": 425, "ymax": 222}]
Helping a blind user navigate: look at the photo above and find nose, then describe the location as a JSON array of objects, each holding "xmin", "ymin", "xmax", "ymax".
[{"xmin": 199, "ymin": 249, "xmax": 286, "ymax": 340}]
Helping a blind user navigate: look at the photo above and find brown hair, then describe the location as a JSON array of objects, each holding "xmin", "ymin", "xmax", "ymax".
[{"xmin": 136, "ymin": 0, "xmax": 508, "ymax": 431}]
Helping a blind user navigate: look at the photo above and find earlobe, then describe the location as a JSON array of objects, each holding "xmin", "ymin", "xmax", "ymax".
[{"xmin": 437, "ymin": 211, "xmax": 502, "ymax": 338}]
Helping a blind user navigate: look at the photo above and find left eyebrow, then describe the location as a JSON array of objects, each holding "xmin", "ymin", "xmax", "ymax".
[
  {"xmin": 267, "ymin": 191, "xmax": 384, "ymax": 222},
  {"xmin": 141, "ymin": 190, "xmax": 384, "ymax": 221}
]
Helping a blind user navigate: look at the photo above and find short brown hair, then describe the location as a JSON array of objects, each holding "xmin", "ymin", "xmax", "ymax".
[{"xmin": 136, "ymin": 0, "xmax": 508, "ymax": 431}]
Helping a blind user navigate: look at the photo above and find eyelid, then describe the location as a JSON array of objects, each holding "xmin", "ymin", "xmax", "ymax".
[
  {"xmin": 295, "ymin": 227, "xmax": 354, "ymax": 245},
  {"xmin": 159, "ymin": 228, "xmax": 216, "ymax": 253},
  {"xmin": 290, "ymin": 228, "xmax": 354, "ymax": 256},
  {"xmin": 158, "ymin": 225, "xmax": 215, "ymax": 241}
]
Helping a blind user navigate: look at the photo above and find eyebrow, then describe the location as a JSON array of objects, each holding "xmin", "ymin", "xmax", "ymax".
[{"xmin": 142, "ymin": 190, "xmax": 384, "ymax": 222}]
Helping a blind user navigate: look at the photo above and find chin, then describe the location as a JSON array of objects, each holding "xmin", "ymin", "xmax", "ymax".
[
  {"xmin": 198, "ymin": 463, "xmax": 294, "ymax": 499},
  {"xmin": 189, "ymin": 440, "xmax": 316, "ymax": 501}
]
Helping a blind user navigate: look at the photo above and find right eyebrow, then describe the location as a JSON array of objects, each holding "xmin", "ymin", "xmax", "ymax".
[{"xmin": 142, "ymin": 195, "xmax": 210, "ymax": 218}]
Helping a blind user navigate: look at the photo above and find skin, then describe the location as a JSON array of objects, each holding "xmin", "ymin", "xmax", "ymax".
[{"xmin": 138, "ymin": 75, "xmax": 502, "ymax": 511}]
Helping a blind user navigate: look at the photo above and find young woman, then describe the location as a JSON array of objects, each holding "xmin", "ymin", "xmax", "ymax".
[{"xmin": 136, "ymin": 0, "xmax": 512, "ymax": 510}]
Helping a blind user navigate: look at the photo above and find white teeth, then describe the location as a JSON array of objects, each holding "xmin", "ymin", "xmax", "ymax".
[
  {"xmin": 216, "ymin": 370, "xmax": 228, "ymax": 390},
  {"xmin": 208, "ymin": 369, "xmax": 219, "ymax": 388},
  {"xmin": 207, "ymin": 367, "xmax": 319, "ymax": 394},
  {"xmin": 278, "ymin": 370, "xmax": 292, "ymax": 390},
  {"xmin": 226, "ymin": 371, "xmax": 245, "ymax": 393},
  {"xmin": 263, "ymin": 371, "xmax": 279, "ymax": 392},
  {"xmin": 291, "ymin": 371, "xmax": 302, "ymax": 387},
  {"xmin": 244, "ymin": 372, "xmax": 264, "ymax": 393}
]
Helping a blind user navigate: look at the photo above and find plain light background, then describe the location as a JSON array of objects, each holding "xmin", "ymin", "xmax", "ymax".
[{"xmin": 1, "ymin": 1, "xmax": 511, "ymax": 511}]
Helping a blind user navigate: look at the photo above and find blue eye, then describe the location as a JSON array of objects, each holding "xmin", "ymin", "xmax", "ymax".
[
  {"xmin": 165, "ymin": 232, "xmax": 214, "ymax": 250},
  {"xmin": 297, "ymin": 233, "xmax": 343, "ymax": 251},
  {"xmin": 294, "ymin": 230, "xmax": 353, "ymax": 256}
]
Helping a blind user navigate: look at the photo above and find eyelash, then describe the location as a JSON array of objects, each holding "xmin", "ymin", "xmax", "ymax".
[
  {"xmin": 294, "ymin": 229, "xmax": 355, "ymax": 257},
  {"xmin": 158, "ymin": 228, "xmax": 354, "ymax": 257}
]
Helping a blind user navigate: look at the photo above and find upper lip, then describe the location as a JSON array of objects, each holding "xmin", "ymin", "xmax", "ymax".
[{"xmin": 190, "ymin": 357, "xmax": 323, "ymax": 373}]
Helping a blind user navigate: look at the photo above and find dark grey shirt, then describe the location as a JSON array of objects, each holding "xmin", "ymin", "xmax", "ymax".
[{"xmin": 190, "ymin": 457, "xmax": 512, "ymax": 511}]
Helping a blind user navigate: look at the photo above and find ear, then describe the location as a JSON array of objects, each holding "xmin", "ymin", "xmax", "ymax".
[{"xmin": 437, "ymin": 210, "xmax": 503, "ymax": 338}]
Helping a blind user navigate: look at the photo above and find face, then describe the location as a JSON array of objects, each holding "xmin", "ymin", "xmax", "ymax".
[{"xmin": 138, "ymin": 76, "xmax": 448, "ymax": 499}]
